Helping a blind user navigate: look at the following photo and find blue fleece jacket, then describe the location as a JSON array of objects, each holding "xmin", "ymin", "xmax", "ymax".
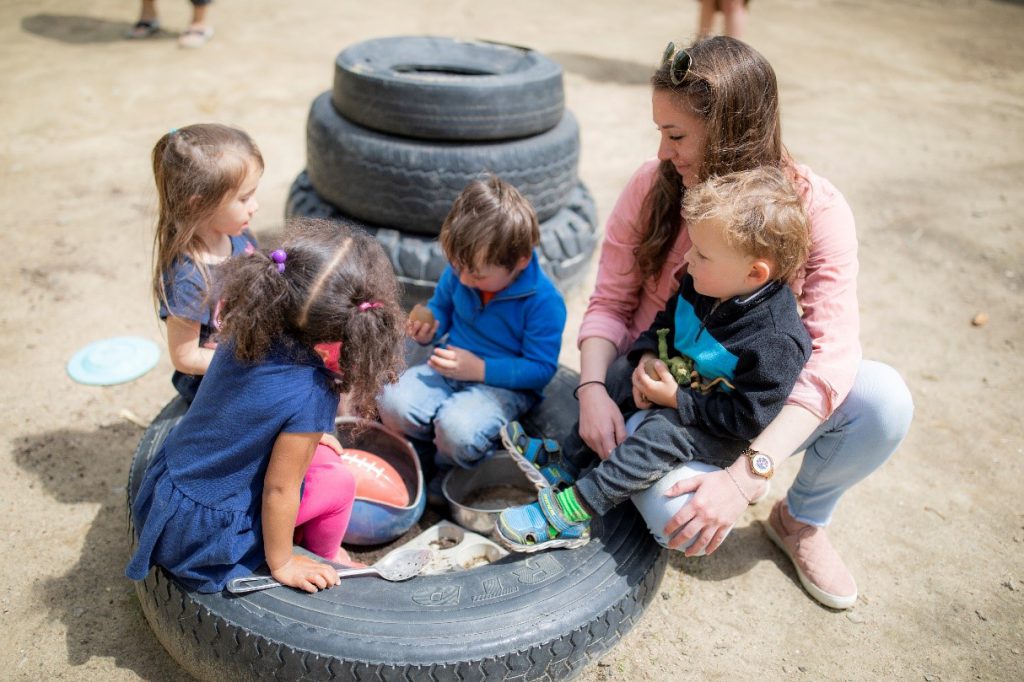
[{"xmin": 426, "ymin": 252, "xmax": 566, "ymax": 395}]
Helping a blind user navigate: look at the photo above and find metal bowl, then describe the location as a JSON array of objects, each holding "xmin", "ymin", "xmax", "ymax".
[
  {"xmin": 335, "ymin": 417, "xmax": 425, "ymax": 545},
  {"xmin": 442, "ymin": 452, "xmax": 537, "ymax": 536}
]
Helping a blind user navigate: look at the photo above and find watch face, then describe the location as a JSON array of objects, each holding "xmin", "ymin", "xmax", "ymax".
[{"xmin": 751, "ymin": 453, "xmax": 772, "ymax": 475}]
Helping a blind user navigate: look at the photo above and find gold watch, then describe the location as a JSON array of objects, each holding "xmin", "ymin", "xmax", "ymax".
[{"xmin": 742, "ymin": 447, "xmax": 774, "ymax": 479}]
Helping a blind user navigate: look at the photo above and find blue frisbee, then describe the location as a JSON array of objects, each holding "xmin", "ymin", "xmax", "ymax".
[{"xmin": 67, "ymin": 336, "xmax": 160, "ymax": 386}]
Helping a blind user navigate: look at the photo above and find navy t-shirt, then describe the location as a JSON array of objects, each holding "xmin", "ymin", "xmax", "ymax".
[
  {"xmin": 125, "ymin": 338, "xmax": 340, "ymax": 593},
  {"xmin": 159, "ymin": 232, "xmax": 257, "ymax": 402}
]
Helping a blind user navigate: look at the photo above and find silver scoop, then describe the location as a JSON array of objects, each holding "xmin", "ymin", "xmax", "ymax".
[{"xmin": 226, "ymin": 547, "xmax": 433, "ymax": 594}]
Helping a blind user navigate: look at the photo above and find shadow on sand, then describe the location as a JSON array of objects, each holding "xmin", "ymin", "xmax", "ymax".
[
  {"xmin": 21, "ymin": 13, "xmax": 176, "ymax": 45},
  {"xmin": 13, "ymin": 421, "xmax": 189, "ymax": 680},
  {"xmin": 548, "ymin": 51, "xmax": 654, "ymax": 87}
]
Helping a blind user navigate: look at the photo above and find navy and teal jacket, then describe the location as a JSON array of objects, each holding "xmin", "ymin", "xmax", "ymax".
[
  {"xmin": 627, "ymin": 274, "xmax": 812, "ymax": 441},
  {"xmin": 426, "ymin": 252, "xmax": 566, "ymax": 395}
]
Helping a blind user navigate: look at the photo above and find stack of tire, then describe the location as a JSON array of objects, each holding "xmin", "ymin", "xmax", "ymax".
[{"xmin": 285, "ymin": 36, "xmax": 599, "ymax": 306}]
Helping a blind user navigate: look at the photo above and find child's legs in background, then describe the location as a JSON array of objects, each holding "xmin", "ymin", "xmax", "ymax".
[
  {"xmin": 697, "ymin": 0, "xmax": 717, "ymax": 38},
  {"xmin": 433, "ymin": 383, "xmax": 535, "ymax": 469},
  {"xmin": 294, "ymin": 445, "xmax": 357, "ymax": 561},
  {"xmin": 720, "ymin": 0, "xmax": 748, "ymax": 39},
  {"xmin": 377, "ymin": 363, "xmax": 455, "ymax": 462}
]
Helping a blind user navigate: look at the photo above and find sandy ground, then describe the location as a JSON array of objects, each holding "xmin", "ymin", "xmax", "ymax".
[{"xmin": 1, "ymin": 0, "xmax": 1022, "ymax": 679}]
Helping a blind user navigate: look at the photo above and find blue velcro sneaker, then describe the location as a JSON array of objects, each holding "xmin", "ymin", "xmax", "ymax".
[
  {"xmin": 67, "ymin": 336, "xmax": 160, "ymax": 386},
  {"xmin": 496, "ymin": 487, "xmax": 590, "ymax": 553},
  {"xmin": 500, "ymin": 421, "xmax": 579, "ymax": 491}
]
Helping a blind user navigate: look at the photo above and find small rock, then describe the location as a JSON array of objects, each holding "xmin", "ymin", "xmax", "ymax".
[
  {"xmin": 1003, "ymin": 579, "xmax": 1017, "ymax": 591},
  {"xmin": 661, "ymin": 591, "xmax": 670, "ymax": 600},
  {"xmin": 1011, "ymin": 648, "xmax": 1020, "ymax": 655},
  {"xmin": 798, "ymin": 666, "xmax": 808, "ymax": 673},
  {"xmin": 975, "ymin": 609, "xmax": 988, "ymax": 621},
  {"xmin": 971, "ymin": 312, "xmax": 989, "ymax": 327},
  {"xmin": 782, "ymin": 666, "xmax": 790, "ymax": 674},
  {"xmin": 923, "ymin": 674, "xmax": 938, "ymax": 682},
  {"xmin": 846, "ymin": 611, "xmax": 865, "ymax": 624},
  {"xmin": 596, "ymin": 660, "xmax": 610, "ymax": 668},
  {"xmin": 72, "ymin": 607, "xmax": 84, "ymax": 617}
]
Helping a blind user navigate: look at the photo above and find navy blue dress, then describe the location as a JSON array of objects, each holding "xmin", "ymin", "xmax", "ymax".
[
  {"xmin": 126, "ymin": 338, "xmax": 339, "ymax": 593},
  {"xmin": 159, "ymin": 232, "xmax": 257, "ymax": 402}
]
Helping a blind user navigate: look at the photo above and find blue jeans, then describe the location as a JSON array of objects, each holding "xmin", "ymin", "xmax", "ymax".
[
  {"xmin": 377, "ymin": 363, "xmax": 535, "ymax": 469},
  {"xmin": 631, "ymin": 360, "xmax": 914, "ymax": 547}
]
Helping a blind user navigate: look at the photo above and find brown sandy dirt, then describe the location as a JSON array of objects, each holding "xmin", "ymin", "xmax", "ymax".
[{"xmin": 2, "ymin": 0, "xmax": 1023, "ymax": 679}]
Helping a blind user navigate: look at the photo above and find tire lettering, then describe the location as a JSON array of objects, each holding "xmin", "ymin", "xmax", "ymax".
[{"xmin": 512, "ymin": 553, "xmax": 564, "ymax": 584}]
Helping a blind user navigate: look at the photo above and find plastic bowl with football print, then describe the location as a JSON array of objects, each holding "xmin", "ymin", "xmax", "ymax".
[{"xmin": 226, "ymin": 547, "xmax": 433, "ymax": 594}]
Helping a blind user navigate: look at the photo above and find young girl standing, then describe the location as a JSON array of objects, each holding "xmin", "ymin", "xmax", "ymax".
[
  {"xmin": 151, "ymin": 123, "xmax": 263, "ymax": 403},
  {"xmin": 127, "ymin": 219, "xmax": 405, "ymax": 594}
]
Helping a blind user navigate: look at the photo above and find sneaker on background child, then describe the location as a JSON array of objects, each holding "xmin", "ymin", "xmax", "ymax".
[
  {"xmin": 497, "ymin": 167, "xmax": 812, "ymax": 553},
  {"xmin": 377, "ymin": 175, "xmax": 567, "ymax": 500}
]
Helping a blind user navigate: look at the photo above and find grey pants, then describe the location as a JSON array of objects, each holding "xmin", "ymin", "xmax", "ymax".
[{"xmin": 572, "ymin": 356, "xmax": 747, "ymax": 516}]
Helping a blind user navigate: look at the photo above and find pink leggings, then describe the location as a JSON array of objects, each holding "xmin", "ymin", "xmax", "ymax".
[{"xmin": 294, "ymin": 444, "xmax": 356, "ymax": 560}]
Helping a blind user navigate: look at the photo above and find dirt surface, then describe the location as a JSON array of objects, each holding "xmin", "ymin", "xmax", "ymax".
[{"xmin": 2, "ymin": 0, "xmax": 1022, "ymax": 679}]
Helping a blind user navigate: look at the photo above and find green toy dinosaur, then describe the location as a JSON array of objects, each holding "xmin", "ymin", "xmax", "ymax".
[{"xmin": 654, "ymin": 328, "xmax": 695, "ymax": 386}]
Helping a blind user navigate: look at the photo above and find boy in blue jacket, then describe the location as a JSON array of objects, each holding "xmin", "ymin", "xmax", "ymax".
[{"xmin": 378, "ymin": 175, "xmax": 566, "ymax": 490}]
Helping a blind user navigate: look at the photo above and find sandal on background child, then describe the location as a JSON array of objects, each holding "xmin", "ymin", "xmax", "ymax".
[{"xmin": 126, "ymin": 19, "xmax": 160, "ymax": 39}]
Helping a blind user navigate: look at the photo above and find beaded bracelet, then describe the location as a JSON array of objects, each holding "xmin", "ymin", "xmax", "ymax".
[{"xmin": 572, "ymin": 380, "xmax": 607, "ymax": 400}]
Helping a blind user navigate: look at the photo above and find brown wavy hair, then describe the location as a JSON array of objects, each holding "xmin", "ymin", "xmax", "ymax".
[
  {"xmin": 439, "ymin": 174, "xmax": 540, "ymax": 272},
  {"xmin": 150, "ymin": 123, "xmax": 263, "ymax": 313},
  {"xmin": 216, "ymin": 218, "xmax": 405, "ymax": 418},
  {"xmin": 635, "ymin": 36, "xmax": 786, "ymax": 283}
]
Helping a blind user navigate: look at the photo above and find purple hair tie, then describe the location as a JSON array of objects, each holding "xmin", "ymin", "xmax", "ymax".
[
  {"xmin": 358, "ymin": 301, "xmax": 383, "ymax": 312},
  {"xmin": 270, "ymin": 249, "xmax": 287, "ymax": 273}
]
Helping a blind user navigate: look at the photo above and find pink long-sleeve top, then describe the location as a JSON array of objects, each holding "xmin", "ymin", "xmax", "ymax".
[{"xmin": 579, "ymin": 160, "xmax": 861, "ymax": 421}]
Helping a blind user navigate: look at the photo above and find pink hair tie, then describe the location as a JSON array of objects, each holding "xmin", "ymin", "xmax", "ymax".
[{"xmin": 358, "ymin": 301, "xmax": 383, "ymax": 312}]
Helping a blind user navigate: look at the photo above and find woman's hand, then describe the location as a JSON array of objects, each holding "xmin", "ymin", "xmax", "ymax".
[
  {"xmin": 428, "ymin": 345, "xmax": 484, "ymax": 382},
  {"xmin": 578, "ymin": 383, "xmax": 626, "ymax": 460},
  {"xmin": 270, "ymin": 553, "xmax": 341, "ymax": 593},
  {"xmin": 662, "ymin": 463, "xmax": 766, "ymax": 556},
  {"xmin": 407, "ymin": 318, "xmax": 438, "ymax": 345}
]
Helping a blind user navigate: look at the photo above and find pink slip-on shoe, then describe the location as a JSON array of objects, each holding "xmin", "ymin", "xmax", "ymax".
[{"xmin": 763, "ymin": 500, "xmax": 858, "ymax": 610}]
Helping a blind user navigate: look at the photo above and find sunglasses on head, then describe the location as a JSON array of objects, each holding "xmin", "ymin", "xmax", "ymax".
[{"xmin": 661, "ymin": 41, "xmax": 692, "ymax": 86}]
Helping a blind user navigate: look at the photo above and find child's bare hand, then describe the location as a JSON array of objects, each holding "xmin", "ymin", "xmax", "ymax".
[
  {"xmin": 632, "ymin": 354, "xmax": 679, "ymax": 409},
  {"xmin": 270, "ymin": 554, "xmax": 341, "ymax": 593},
  {"xmin": 406, "ymin": 318, "xmax": 438, "ymax": 345},
  {"xmin": 319, "ymin": 433, "xmax": 343, "ymax": 456},
  {"xmin": 428, "ymin": 345, "xmax": 484, "ymax": 382}
]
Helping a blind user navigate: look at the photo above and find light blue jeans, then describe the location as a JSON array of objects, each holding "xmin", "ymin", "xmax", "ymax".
[
  {"xmin": 377, "ymin": 363, "xmax": 535, "ymax": 469},
  {"xmin": 631, "ymin": 360, "xmax": 914, "ymax": 548}
]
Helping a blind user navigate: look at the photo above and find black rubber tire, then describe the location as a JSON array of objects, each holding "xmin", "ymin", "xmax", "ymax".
[
  {"xmin": 306, "ymin": 91, "xmax": 579, "ymax": 235},
  {"xmin": 127, "ymin": 371, "xmax": 666, "ymax": 681},
  {"xmin": 286, "ymin": 170, "xmax": 599, "ymax": 307},
  {"xmin": 332, "ymin": 36, "xmax": 565, "ymax": 142}
]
